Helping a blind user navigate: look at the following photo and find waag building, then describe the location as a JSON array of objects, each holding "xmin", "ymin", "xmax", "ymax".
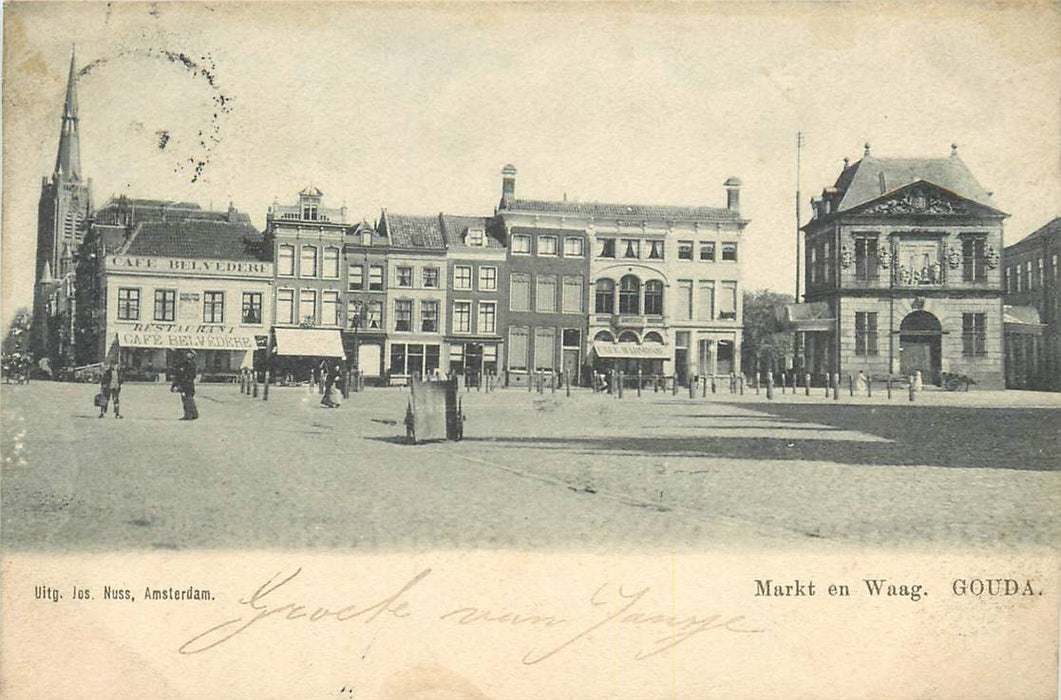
[{"xmin": 787, "ymin": 144, "xmax": 1008, "ymax": 388}]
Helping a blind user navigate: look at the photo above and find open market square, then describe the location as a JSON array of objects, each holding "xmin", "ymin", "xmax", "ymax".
[{"xmin": 3, "ymin": 380, "xmax": 1058, "ymax": 553}]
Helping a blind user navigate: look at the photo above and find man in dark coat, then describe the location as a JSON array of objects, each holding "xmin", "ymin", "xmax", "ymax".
[
  {"xmin": 172, "ymin": 350, "xmax": 199, "ymax": 421},
  {"xmin": 99, "ymin": 362, "xmax": 124, "ymax": 419}
]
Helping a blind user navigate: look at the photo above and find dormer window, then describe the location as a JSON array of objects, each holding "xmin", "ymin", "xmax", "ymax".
[
  {"xmin": 302, "ymin": 205, "xmax": 318, "ymax": 220},
  {"xmin": 468, "ymin": 228, "xmax": 485, "ymax": 246},
  {"xmin": 361, "ymin": 230, "xmax": 372, "ymax": 247}
]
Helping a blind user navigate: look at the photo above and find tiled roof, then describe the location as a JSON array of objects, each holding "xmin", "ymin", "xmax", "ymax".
[
  {"xmin": 1011, "ymin": 216, "xmax": 1061, "ymax": 248},
  {"xmin": 440, "ymin": 214, "xmax": 503, "ymax": 249},
  {"xmin": 94, "ymin": 224, "xmax": 130, "ymax": 253},
  {"xmin": 120, "ymin": 220, "xmax": 265, "ymax": 261},
  {"xmin": 380, "ymin": 211, "xmax": 446, "ymax": 249},
  {"xmin": 834, "ymin": 155, "xmax": 1001, "ymax": 212},
  {"xmin": 346, "ymin": 220, "xmax": 389, "ymax": 246},
  {"xmin": 500, "ymin": 198, "xmax": 740, "ymax": 223}
]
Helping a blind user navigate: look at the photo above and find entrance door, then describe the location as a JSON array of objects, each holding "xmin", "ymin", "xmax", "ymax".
[
  {"xmin": 899, "ymin": 310, "xmax": 943, "ymax": 384},
  {"xmin": 562, "ymin": 348, "xmax": 580, "ymax": 383},
  {"xmin": 464, "ymin": 343, "xmax": 483, "ymax": 386},
  {"xmin": 900, "ymin": 340, "xmax": 932, "ymax": 377},
  {"xmin": 675, "ymin": 348, "xmax": 688, "ymax": 386}
]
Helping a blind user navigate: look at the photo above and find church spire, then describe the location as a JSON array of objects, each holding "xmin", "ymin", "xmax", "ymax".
[{"xmin": 54, "ymin": 45, "xmax": 81, "ymax": 180}]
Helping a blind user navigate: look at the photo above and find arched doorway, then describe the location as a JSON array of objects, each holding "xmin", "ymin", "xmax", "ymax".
[{"xmin": 899, "ymin": 310, "xmax": 942, "ymax": 384}]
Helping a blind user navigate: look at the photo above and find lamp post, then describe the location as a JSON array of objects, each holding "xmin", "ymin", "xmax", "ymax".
[{"xmin": 349, "ymin": 299, "xmax": 364, "ymax": 392}]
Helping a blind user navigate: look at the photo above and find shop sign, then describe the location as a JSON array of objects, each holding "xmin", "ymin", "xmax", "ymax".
[{"xmin": 106, "ymin": 255, "xmax": 272, "ymax": 278}]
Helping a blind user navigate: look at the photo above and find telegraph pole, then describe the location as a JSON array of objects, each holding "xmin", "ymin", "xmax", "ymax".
[{"xmin": 795, "ymin": 131, "xmax": 804, "ymax": 301}]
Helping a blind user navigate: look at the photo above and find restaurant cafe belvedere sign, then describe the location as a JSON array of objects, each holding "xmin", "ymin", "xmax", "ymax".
[
  {"xmin": 106, "ymin": 255, "xmax": 272, "ymax": 278},
  {"xmin": 117, "ymin": 323, "xmax": 258, "ymax": 350}
]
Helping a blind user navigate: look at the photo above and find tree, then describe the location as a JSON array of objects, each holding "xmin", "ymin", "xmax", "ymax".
[
  {"xmin": 741, "ymin": 289, "xmax": 794, "ymax": 373},
  {"xmin": 2, "ymin": 308, "xmax": 33, "ymax": 379}
]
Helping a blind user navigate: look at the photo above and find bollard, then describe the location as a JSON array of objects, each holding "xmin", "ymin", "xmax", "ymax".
[
  {"xmin": 528, "ymin": 371, "xmax": 533, "ymax": 392},
  {"xmin": 755, "ymin": 374, "xmax": 761, "ymax": 395},
  {"xmin": 730, "ymin": 373, "xmax": 736, "ymax": 393},
  {"xmin": 780, "ymin": 373, "xmax": 786, "ymax": 395},
  {"xmin": 565, "ymin": 370, "xmax": 571, "ymax": 397},
  {"xmin": 848, "ymin": 374, "xmax": 854, "ymax": 397},
  {"xmin": 867, "ymin": 377, "xmax": 873, "ymax": 398},
  {"xmin": 654, "ymin": 375, "xmax": 659, "ymax": 393},
  {"xmin": 832, "ymin": 373, "xmax": 840, "ymax": 401},
  {"xmin": 252, "ymin": 377, "xmax": 259, "ymax": 398},
  {"xmin": 240, "ymin": 373, "xmax": 246, "ymax": 394},
  {"xmin": 805, "ymin": 373, "xmax": 811, "ymax": 396},
  {"xmin": 739, "ymin": 375, "xmax": 744, "ymax": 395},
  {"xmin": 618, "ymin": 372, "xmax": 624, "ymax": 399},
  {"xmin": 824, "ymin": 375, "xmax": 830, "ymax": 398},
  {"xmin": 710, "ymin": 375, "xmax": 716, "ymax": 394},
  {"xmin": 766, "ymin": 372, "xmax": 774, "ymax": 400},
  {"xmin": 908, "ymin": 375, "xmax": 916, "ymax": 402},
  {"xmin": 887, "ymin": 376, "xmax": 892, "ymax": 399},
  {"xmin": 689, "ymin": 377, "xmax": 696, "ymax": 399},
  {"xmin": 672, "ymin": 376, "xmax": 678, "ymax": 395},
  {"xmin": 262, "ymin": 370, "xmax": 270, "ymax": 400},
  {"xmin": 551, "ymin": 372, "xmax": 556, "ymax": 394},
  {"xmin": 702, "ymin": 375, "xmax": 708, "ymax": 398}
]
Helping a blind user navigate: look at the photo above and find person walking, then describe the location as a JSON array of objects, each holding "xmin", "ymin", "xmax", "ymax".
[
  {"xmin": 99, "ymin": 362, "xmax": 124, "ymax": 419},
  {"xmin": 321, "ymin": 362, "xmax": 343, "ymax": 408},
  {"xmin": 172, "ymin": 350, "xmax": 199, "ymax": 420}
]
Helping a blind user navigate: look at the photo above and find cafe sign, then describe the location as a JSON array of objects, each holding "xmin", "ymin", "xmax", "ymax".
[
  {"xmin": 106, "ymin": 255, "xmax": 272, "ymax": 278},
  {"xmin": 116, "ymin": 323, "xmax": 257, "ymax": 350}
]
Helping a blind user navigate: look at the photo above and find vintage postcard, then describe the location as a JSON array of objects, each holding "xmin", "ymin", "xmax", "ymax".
[{"xmin": 2, "ymin": 2, "xmax": 1059, "ymax": 698}]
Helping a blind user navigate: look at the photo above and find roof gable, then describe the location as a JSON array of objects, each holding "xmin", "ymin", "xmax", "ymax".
[
  {"xmin": 120, "ymin": 220, "xmax": 265, "ymax": 261},
  {"xmin": 501, "ymin": 198, "xmax": 740, "ymax": 224},
  {"xmin": 846, "ymin": 180, "xmax": 1004, "ymax": 218},
  {"xmin": 836, "ymin": 155, "xmax": 1002, "ymax": 213}
]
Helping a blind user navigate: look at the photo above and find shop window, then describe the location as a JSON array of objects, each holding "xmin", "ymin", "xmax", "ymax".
[
  {"xmin": 594, "ymin": 330, "xmax": 614, "ymax": 343},
  {"xmin": 482, "ymin": 345, "xmax": 498, "ymax": 373},
  {"xmin": 117, "ymin": 288, "xmax": 140, "ymax": 321},
  {"xmin": 203, "ymin": 291, "xmax": 224, "ymax": 323},
  {"xmin": 242, "ymin": 292, "xmax": 263, "ymax": 324}
]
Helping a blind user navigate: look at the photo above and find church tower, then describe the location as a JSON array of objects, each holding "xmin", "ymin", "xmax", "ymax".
[{"xmin": 32, "ymin": 47, "xmax": 92, "ymax": 359}]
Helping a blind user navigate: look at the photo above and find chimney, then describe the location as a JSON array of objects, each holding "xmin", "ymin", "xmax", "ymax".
[
  {"xmin": 501, "ymin": 164, "xmax": 517, "ymax": 202},
  {"xmin": 724, "ymin": 177, "xmax": 742, "ymax": 213}
]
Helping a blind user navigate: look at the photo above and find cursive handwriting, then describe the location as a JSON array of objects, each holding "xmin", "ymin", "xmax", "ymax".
[{"xmin": 178, "ymin": 568, "xmax": 431, "ymax": 654}]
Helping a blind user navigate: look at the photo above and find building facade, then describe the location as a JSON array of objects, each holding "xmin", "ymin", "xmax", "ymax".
[
  {"xmin": 495, "ymin": 165, "xmax": 745, "ymax": 386},
  {"xmin": 376, "ymin": 211, "xmax": 449, "ymax": 382},
  {"xmin": 440, "ymin": 214, "xmax": 507, "ymax": 383},
  {"xmin": 797, "ymin": 145, "xmax": 1007, "ymax": 388},
  {"xmin": 343, "ymin": 220, "xmax": 390, "ymax": 382},
  {"xmin": 1003, "ymin": 217, "xmax": 1060, "ymax": 390}
]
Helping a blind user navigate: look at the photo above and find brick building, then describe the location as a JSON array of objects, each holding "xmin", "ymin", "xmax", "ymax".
[
  {"xmin": 342, "ymin": 220, "xmax": 389, "ymax": 382},
  {"xmin": 793, "ymin": 144, "xmax": 1008, "ymax": 388},
  {"xmin": 1003, "ymin": 216, "xmax": 1060, "ymax": 390}
]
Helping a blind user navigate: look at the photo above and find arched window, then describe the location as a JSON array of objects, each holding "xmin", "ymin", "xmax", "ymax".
[
  {"xmin": 618, "ymin": 330, "xmax": 640, "ymax": 344},
  {"xmin": 643, "ymin": 331, "xmax": 664, "ymax": 344},
  {"xmin": 594, "ymin": 330, "xmax": 614, "ymax": 343},
  {"xmin": 644, "ymin": 280, "xmax": 664, "ymax": 315},
  {"xmin": 594, "ymin": 279, "xmax": 615, "ymax": 314},
  {"xmin": 619, "ymin": 275, "xmax": 640, "ymax": 314}
]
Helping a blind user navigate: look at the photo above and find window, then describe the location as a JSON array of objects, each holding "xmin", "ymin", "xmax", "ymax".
[
  {"xmin": 699, "ymin": 242, "xmax": 715, "ymax": 261},
  {"xmin": 369, "ymin": 265, "xmax": 384, "ymax": 291},
  {"xmin": 302, "ymin": 203, "xmax": 318, "ymax": 220},
  {"xmin": 117, "ymin": 288, "xmax": 141, "ymax": 320},
  {"xmin": 962, "ymin": 237, "xmax": 987, "ymax": 282},
  {"xmin": 478, "ymin": 302, "xmax": 496, "ymax": 334},
  {"xmin": 389, "ymin": 344, "xmax": 437, "ymax": 376},
  {"xmin": 478, "ymin": 266, "xmax": 497, "ymax": 291},
  {"xmin": 242, "ymin": 292, "xmax": 263, "ymax": 324},
  {"xmin": 276, "ymin": 289, "xmax": 294, "ymax": 324},
  {"xmin": 422, "ymin": 267, "xmax": 439, "ymax": 288},
  {"xmin": 468, "ymin": 228, "xmax": 484, "ymax": 246},
  {"xmin": 562, "ymin": 276, "xmax": 583, "ymax": 313},
  {"xmin": 365, "ymin": 300, "xmax": 382, "ymax": 330},
  {"xmin": 154, "ymin": 289, "xmax": 176, "ymax": 322},
  {"xmin": 512, "ymin": 234, "xmax": 531, "ymax": 254},
  {"xmin": 619, "ymin": 275, "xmax": 640, "ymax": 314},
  {"xmin": 564, "ymin": 237, "xmax": 584, "ymax": 257},
  {"xmin": 678, "ymin": 241, "xmax": 693, "ymax": 260},
  {"xmin": 348, "ymin": 264, "xmax": 364, "ymax": 291},
  {"xmin": 622, "ymin": 239, "xmax": 640, "ymax": 259},
  {"xmin": 421, "ymin": 300, "xmax": 439, "ymax": 333},
  {"xmin": 855, "ymin": 237, "xmax": 880, "ymax": 280},
  {"xmin": 697, "ymin": 281, "xmax": 715, "ymax": 321},
  {"xmin": 483, "ymin": 345, "xmax": 498, "ymax": 373},
  {"xmin": 300, "ymin": 246, "xmax": 318, "ymax": 277},
  {"xmin": 454, "ymin": 265, "xmax": 472, "ymax": 290},
  {"xmin": 319, "ymin": 291, "xmax": 339, "ymax": 326},
  {"xmin": 510, "ymin": 273, "xmax": 530, "ymax": 311},
  {"xmin": 597, "ymin": 238, "xmax": 616, "ymax": 258},
  {"xmin": 722, "ymin": 243, "xmax": 738, "ymax": 262},
  {"xmin": 322, "ymin": 247, "xmax": 340, "ymax": 279},
  {"xmin": 390, "ymin": 344, "xmax": 407, "ymax": 375},
  {"xmin": 677, "ymin": 280, "xmax": 693, "ymax": 320},
  {"xmin": 539, "ymin": 235, "xmax": 558, "ymax": 256},
  {"xmin": 1037, "ymin": 258, "xmax": 1044, "ymax": 288},
  {"xmin": 562, "ymin": 329, "xmax": 581, "ymax": 348},
  {"xmin": 203, "ymin": 291, "xmax": 224, "ymax": 323},
  {"xmin": 809, "ymin": 248, "xmax": 818, "ymax": 284},
  {"xmin": 394, "ymin": 300, "xmax": 412, "ymax": 332},
  {"xmin": 397, "ymin": 266, "xmax": 413, "ymax": 287},
  {"xmin": 450, "ymin": 343, "xmax": 464, "ymax": 368},
  {"xmin": 508, "ymin": 327, "xmax": 529, "ymax": 370},
  {"xmin": 962, "ymin": 313, "xmax": 987, "ymax": 356},
  {"xmin": 534, "ymin": 328, "xmax": 556, "ymax": 370},
  {"xmin": 644, "ymin": 280, "xmax": 664, "ymax": 315},
  {"xmin": 855, "ymin": 312, "xmax": 879, "ymax": 355},
  {"xmin": 719, "ymin": 281, "xmax": 738, "ymax": 320},
  {"xmin": 298, "ymin": 290, "xmax": 316, "ymax": 325},
  {"xmin": 595, "ymin": 279, "xmax": 615, "ymax": 314},
  {"xmin": 1024, "ymin": 261, "xmax": 1032, "ymax": 291},
  {"xmin": 453, "ymin": 302, "xmax": 471, "ymax": 333},
  {"xmin": 278, "ymin": 245, "xmax": 295, "ymax": 276},
  {"xmin": 822, "ymin": 242, "xmax": 831, "ymax": 282},
  {"xmin": 536, "ymin": 275, "xmax": 557, "ymax": 312},
  {"xmin": 647, "ymin": 240, "xmax": 664, "ymax": 260}
]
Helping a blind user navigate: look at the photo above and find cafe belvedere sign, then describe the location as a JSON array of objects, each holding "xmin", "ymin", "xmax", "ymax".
[
  {"xmin": 106, "ymin": 255, "xmax": 272, "ymax": 278},
  {"xmin": 117, "ymin": 323, "xmax": 258, "ymax": 350}
]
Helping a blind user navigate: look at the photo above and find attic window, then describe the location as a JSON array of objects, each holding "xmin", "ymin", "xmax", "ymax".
[
  {"xmin": 468, "ymin": 228, "xmax": 485, "ymax": 246},
  {"xmin": 878, "ymin": 172, "xmax": 887, "ymax": 194},
  {"xmin": 362, "ymin": 230, "xmax": 372, "ymax": 247}
]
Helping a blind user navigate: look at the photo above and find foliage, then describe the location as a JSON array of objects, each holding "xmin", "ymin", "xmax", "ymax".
[
  {"xmin": 741, "ymin": 289, "xmax": 794, "ymax": 371},
  {"xmin": 2, "ymin": 307, "xmax": 33, "ymax": 377}
]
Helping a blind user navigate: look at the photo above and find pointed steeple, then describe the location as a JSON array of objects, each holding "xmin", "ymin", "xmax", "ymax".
[{"xmin": 54, "ymin": 46, "xmax": 81, "ymax": 180}]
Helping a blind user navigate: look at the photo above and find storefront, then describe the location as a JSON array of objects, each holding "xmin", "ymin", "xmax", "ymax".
[
  {"xmin": 110, "ymin": 324, "xmax": 263, "ymax": 381},
  {"xmin": 270, "ymin": 328, "xmax": 346, "ymax": 383},
  {"xmin": 589, "ymin": 337, "xmax": 670, "ymax": 379}
]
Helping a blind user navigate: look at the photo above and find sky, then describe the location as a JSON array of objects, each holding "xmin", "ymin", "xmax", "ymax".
[{"xmin": 3, "ymin": 2, "xmax": 1060, "ymax": 327}]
